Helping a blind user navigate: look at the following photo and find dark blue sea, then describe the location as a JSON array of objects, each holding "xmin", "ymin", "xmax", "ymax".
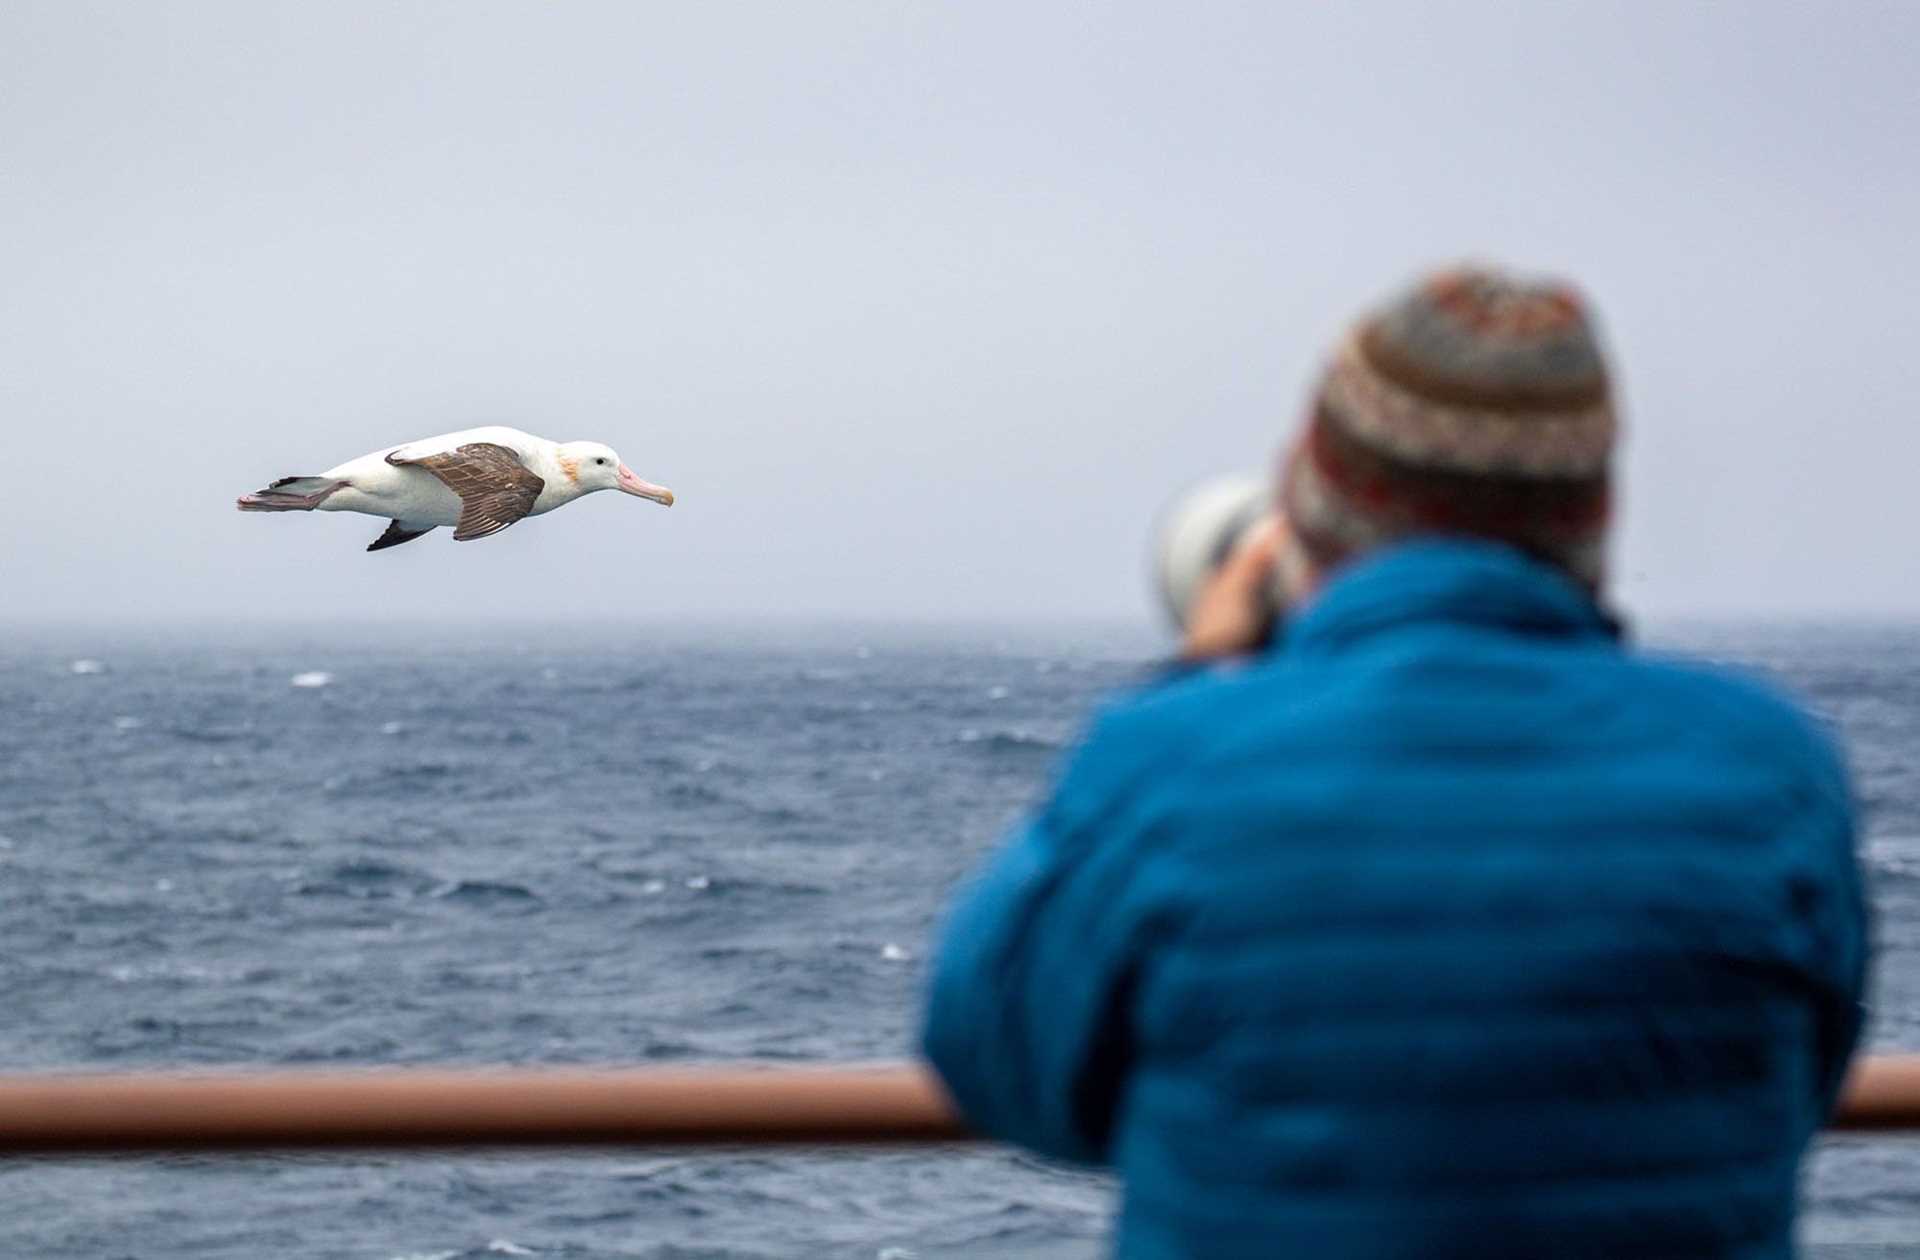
[{"xmin": 2, "ymin": 622, "xmax": 1917, "ymax": 1259}]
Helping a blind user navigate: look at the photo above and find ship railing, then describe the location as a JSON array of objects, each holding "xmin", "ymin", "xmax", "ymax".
[{"xmin": 0, "ymin": 1056, "xmax": 1916, "ymax": 1153}]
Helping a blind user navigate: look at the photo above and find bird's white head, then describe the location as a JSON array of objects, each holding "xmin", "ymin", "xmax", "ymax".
[{"xmin": 558, "ymin": 441, "xmax": 675, "ymax": 506}]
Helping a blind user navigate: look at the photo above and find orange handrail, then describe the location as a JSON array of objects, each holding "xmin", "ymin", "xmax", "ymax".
[
  {"xmin": 0, "ymin": 1056, "xmax": 1911, "ymax": 1154},
  {"xmin": 0, "ymin": 1062, "xmax": 962, "ymax": 1153}
]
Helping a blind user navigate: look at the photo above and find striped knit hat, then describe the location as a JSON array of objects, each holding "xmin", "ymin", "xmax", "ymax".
[{"xmin": 1280, "ymin": 266, "xmax": 1616, "ymax": 589}]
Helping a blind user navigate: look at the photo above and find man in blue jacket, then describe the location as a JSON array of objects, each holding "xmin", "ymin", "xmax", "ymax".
[{"xmin": 921, "ymin": 268, "xmax": 1868, "ymax": 1258}]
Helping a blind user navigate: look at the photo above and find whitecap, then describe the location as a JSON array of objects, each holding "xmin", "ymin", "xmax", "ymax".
[
  {"xmin": 112, "ymin": 715, "xmax": 143, "ymax": 731},
  {"xmin": 685, "ymin": 875, "xmax": 711, "ymax": 891},
  {"xmin": 639, "ymin": 879, "xmax": 666, "ymax": 895},
  {"xmin": 1867, "ymin": 837, "xmax": 1920, "ymax": 879},
  {"xmin": 487, "ymin": 1242, "xmax": 536, "ymax": 1257},
  {"xmin": 880, "ymin": 943, "xmax": 910, "ymax": 962},
  {"xmin": 380, "ymin": 721, "xmax": 406, "ymax": 736},
  {"xmin": 987, "ymin": 685, "xmax": 1011, "ymax": 700},
  {"xmin": 291, "ymin": 671, "xmax": 333, "ymax": 688},
  {"xmin": 68, "ymin": 658, "xmax": 106, "ymax": 676}
]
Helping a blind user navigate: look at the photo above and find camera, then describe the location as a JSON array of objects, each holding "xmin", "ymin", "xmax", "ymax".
[{"xmin": 1151, "ymin": 472, "xmax": 1287, "ymax": 632}]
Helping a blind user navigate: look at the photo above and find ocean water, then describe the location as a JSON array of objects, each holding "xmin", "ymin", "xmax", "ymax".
[{"xmin": 1, "ymin": 622, "xmax": 1917, "ymax": 1259}]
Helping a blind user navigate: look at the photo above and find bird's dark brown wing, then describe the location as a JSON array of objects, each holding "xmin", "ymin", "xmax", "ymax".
[{"xmin": 386, "ymin": 442, "xmax": 545, "ymax": 541}]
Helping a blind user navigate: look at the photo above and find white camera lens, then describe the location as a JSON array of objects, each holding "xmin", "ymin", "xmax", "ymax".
[{"xmin": 1152, "ymin": 473, "xmax": 1275, "ymax": 629}]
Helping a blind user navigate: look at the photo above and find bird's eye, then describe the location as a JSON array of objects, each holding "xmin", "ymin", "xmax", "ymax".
[{"xmin": 595, "ymin": 458, "xmax": 607, "ymax": 465}]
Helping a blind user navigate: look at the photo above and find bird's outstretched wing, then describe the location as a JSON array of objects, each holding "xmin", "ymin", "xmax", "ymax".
[{"xmin": 386, "ymin": 442, "xmax": 545, "ymax": 541}]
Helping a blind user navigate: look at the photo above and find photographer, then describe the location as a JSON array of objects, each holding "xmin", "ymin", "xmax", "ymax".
[{"xmin": 921, "ymin": 268, "xmax": 1868, "ymax": 1258}]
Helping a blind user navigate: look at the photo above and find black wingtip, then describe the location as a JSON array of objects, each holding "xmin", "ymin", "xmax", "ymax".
[{"xmin": 367, "ymin": 521, "xmax": 432, "ymax": 552}]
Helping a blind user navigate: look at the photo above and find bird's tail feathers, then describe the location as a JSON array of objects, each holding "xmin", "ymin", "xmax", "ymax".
[{"xmin": 236, "ymin": 477, "xmax": 348, "ymax": 512}]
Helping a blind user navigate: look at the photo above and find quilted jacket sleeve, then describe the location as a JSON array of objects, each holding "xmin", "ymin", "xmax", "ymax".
[
  {"xmin": 920, "ymin": 699, "xmax": 1186, "ymax": 1166},
  {"xmin": 1798, "ymin": 725, "xmax": 1871, "ymax": 1119}
]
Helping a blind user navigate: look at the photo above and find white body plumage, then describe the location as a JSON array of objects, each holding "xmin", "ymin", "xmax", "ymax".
[{"xmin": 319, "ymin": 427, "xmax": 584, "ymax": 526}]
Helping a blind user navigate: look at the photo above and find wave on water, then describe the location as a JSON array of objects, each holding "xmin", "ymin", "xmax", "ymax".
[
  {"xmin": 427, "ymin": 879, "xmax": 541, "ymax": 907},
  {"xmin": 956, "ymin": 727, "xmax": 1066, "ymax": 754},
  {"xmin": 165, "ymin": 722, "xmax": 257, "ymax": 744},
  {"xmin": 295, "ymin": 858, "xmax": 438, "ymax": 900},
  {"xmin": 1866, "ymin": 837, "xmax": 1920, "ymax": 882},
  {"xmin": 321, "ymin": 762, "xmax": 528, "ymax": 804}
]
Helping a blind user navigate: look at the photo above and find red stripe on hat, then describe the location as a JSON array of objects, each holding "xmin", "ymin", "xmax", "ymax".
[{"xmin": 1306, "ymin": 409, "xmax": 1611, "ymax": 539}]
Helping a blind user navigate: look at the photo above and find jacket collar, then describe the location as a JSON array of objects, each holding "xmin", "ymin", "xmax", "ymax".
[{"xmin": 1280, "ymin": 538, "xmax": 1622, "ymax": 657}]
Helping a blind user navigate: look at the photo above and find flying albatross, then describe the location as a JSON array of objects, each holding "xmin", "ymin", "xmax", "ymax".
[{"xmin": 237, "ymin": 426, "xmax": 675, "ymax": 551}]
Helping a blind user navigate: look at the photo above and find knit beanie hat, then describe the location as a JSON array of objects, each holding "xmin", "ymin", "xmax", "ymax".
[{"xmin": 1280, "ymin": 266, "xmax": 1617, "ymax": 589}]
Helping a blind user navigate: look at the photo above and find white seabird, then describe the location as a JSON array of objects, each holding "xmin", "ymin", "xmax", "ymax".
[{"xmin": 237, "ymin": 426, "xmax": 675, "ymax": 552}]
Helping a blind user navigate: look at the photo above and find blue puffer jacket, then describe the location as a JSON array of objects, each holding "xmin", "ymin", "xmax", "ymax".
[{"xmin": 923, "ymin": 540, "xmax": 1867, "ymax": 1259}]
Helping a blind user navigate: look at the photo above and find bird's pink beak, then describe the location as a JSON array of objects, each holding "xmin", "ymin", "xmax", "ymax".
[{"xmin": 616, "ymin": 465, "xmax": 675, "ymax": 506}]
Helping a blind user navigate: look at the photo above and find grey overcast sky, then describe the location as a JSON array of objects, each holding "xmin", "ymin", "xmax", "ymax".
[{"xmin": 3, "ymin": 2, "xmax": 1916, "ymax": 628}]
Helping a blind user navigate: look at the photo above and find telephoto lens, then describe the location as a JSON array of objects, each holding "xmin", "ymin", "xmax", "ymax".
[{"xmin": 1151, "ymin": 472, "xmax": 1286, "ymax": 632}]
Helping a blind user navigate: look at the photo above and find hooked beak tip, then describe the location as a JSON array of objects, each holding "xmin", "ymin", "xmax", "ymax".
[{"xmin": 616, "ymin": 465, "xmax": 675, "ymax": 506}]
